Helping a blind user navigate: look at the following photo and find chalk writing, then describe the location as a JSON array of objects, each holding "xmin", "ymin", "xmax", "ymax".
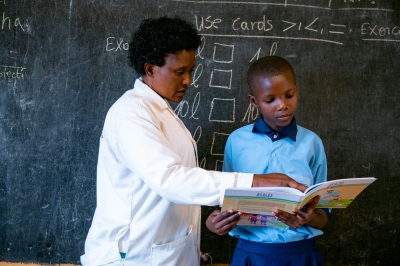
[
  {"xmin": 250, "ymin": 48, "xmax": 261, "ymax": 62},
  {"xmin": 0, "ymin": 0, "xmax": 6, "ymax": 6},
  {"xmin": 196, "ymin": 36, "xmax": 206, "ymax": 59},
  {"xmin": 200, "ymin": 32, "xmax": 343, "ymax": 45},
  {"xmin": 174, "ymin": 100, "xmax": 189, "ymax": 117},
  {"xmin": 269, "ymin": 42, "xmax": 278, "ymax": 55},
  {"xmin": 193, "ymin": 126, "xmax": 202, "ymax": 143},
  {"xmin": 282, "ymin": 18, "xmax": 347, "ymax": 35},
  {"xmin": 249, "ymin": 43, "xmax": 276, "ymax": 65},
  {"xmin": 361, "ymin": 23, "xmax": 400, "ymax": 37},
  {"xmin": 209, "ymin": 98, "xmax": 235, "ymax": 122},
  {"xmin": 195, "ymin": 14, "xmax": 345, "ymax": 45},
  {"xmin": 362, "ymin": 161, "xmax": 371, "ymax": 176},
  {"xmin": 213, "ymin": 43, "xmax": 234, "ymax": 63},
  {"xmin": 210, "ymin": 132, "xmax": 229, "ymax": 155},
  {"xmin": 0, "ymin": 65, "xmax": 26, "ymax": 79},
  {"xmin": 199, "ymin": 157, "xmax": 206, "ymax": 169},
  {"xmin": 1, "ymin": 12, "xmax": 25, "ymax": 31},
  {"xmin": 215, "ymin": 160, "xmax": 223, "ymax": 171},
  {"xmin": 209, "ymin": 69, "xmax": 232, "ymax": 89},
  {"xmin": 173, "ymin": 0, "xmax": 392, "ymax": 11},
  {"xmin": 5, "ymin": 50, "xmax": 19, "ymax": 61},
  {"xmin": 195, "ymin": 15, "xmax": 222, "ymax": 31},
  {"xmin": 242, "ymin": 103, "xmax": 259, "ymax": 123},
  {"xmin": 189, "ymin": 92, "xmax": 201, "ymax": 119},
  {"xmin": 329, "ymin": 23, "xmax": 346, "ymax": 34},
  {"xmin": 232, "ymin": 16, "xmax": 273, "ymax": 32},
  {"xmin": 105, "ymin": 37, "xmax": 129, "ymax": 52},
  {"xmin": 361, "ymin": 22, "xmax": 400, "ymax": 42},
  {"xmin": 192, "ymin": 64, "xmax": 203, "ymax": 88},
  {"xmin": 174, "ymin": 91, "xmax": 201, "ymax": 119}
]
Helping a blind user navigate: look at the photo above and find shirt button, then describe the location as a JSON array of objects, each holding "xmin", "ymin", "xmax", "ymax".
[
  {"xmin": 271, "ymin": 153, "xmax": 276, "ymax": 157},
  {"xmin": 273, "ymin": 134, "xmax": 278, "ymax": 139}
]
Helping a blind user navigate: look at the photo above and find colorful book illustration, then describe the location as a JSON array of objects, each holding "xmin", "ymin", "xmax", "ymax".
[{"xmin": 221, "ymin": 177, "xmax": 376, "ymax": 227}]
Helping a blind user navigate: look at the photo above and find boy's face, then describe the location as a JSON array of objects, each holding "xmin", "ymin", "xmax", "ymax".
[{"xmin": 248, "ymin": 70, "xmax": 298, "ymax": 131}]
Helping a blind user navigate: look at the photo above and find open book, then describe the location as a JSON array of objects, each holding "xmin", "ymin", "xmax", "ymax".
[{"xmin": 221, "ymin": 177, "xmax": 376, "ymax": 228}]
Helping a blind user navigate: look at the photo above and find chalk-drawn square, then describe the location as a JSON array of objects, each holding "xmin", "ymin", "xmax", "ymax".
[
  {"xmin": 215, "ymin": 160, "xmax": 223, "ymax": 171},
  {"xmin": 213, "ymin": 43, "xmax": 234, "ymax": 63},
  {"xmin": 209, "ymin": 69, "xmax": 232, "ymax": 89},
  {"xmin": 210, "ymin": 132, "xmax": 230, "ymax": 155},
  {"xmin": 209, "ymin": 98, "xmax": 235, "ymax": 122}
]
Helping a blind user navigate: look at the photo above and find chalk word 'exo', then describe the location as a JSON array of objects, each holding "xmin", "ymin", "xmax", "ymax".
[{"xmin": 106, "ymin": 37, "xmax": 129, "ymax": 52}]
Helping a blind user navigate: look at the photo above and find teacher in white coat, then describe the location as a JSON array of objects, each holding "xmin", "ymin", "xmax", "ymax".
[{"xmin": 80, "ymin": 16, "xmax": 307, "ymax": 266}]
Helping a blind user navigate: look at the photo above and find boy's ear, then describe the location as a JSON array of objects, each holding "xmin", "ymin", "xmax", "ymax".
[{"xmin": 248, "ymin": 94, "xmax": 258, "ymax": 108}]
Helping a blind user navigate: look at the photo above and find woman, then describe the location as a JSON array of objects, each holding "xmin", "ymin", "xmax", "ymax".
[{"xmin": 80, "ymin": 17, "xmax": 305, "ymax": 266}]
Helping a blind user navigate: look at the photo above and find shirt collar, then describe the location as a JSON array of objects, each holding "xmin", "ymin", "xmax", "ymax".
[
  {"xmin": 134, "ymin": 78, "xmax": 170, "ymax": 110},
  {"xmin": 252, "ymin": 116, "xmax": 297, "ymax": 142}
]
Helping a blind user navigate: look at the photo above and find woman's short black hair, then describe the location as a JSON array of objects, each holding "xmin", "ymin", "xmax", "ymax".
[{"xmin": 128, "ymin": 16, "xmax": 202, "ymax": 75}]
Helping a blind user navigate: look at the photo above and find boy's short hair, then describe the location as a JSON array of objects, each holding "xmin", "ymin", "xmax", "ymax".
[
  {"xmin": 247, "ymin": 56, "xmax": 296, "ymax": 93},
  {"xmin": 128, "ymin": 16, "xmax": 202, "ymax": 75}
]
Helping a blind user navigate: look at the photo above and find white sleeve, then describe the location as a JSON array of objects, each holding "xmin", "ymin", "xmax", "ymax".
[{"xmin": 114, "ymin": 113, "xmax": 253, "ymax": 206}]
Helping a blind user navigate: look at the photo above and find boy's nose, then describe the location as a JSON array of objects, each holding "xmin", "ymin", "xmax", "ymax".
[{"xmin": 278, "ymin": 99, "xmax": 288, "ymax": 110}]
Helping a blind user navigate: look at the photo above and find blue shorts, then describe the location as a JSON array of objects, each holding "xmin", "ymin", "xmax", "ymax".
[{"xmin": 230, "ymin": 238, "xmax": 324, "ymax": 266}]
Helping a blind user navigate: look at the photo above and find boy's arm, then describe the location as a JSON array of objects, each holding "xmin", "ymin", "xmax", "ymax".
[{"xmin": 304, "ymin": 208, "xmax": 328, "ymax": 229}]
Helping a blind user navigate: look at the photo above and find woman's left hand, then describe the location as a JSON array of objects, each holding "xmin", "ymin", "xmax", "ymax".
[{"xmin": 206, "ymin": 209, "xmax": 242, "ymax": 235}]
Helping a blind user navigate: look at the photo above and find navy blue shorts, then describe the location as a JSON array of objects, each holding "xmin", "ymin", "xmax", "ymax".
[{"xmin": 230, "ymin": 238, "xmax": 324, "ymax": 266}]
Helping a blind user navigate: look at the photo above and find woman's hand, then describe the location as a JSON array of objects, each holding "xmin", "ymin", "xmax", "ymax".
[
  {"xmin": 206, "ymin": 209, "xmax": 242, "ymax": 235},
  {"xmin": 253, "ymin": 173, "xmax": 308, "ymax": 192}
]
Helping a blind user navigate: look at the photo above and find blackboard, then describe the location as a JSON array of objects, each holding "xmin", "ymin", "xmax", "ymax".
[{"xmin": 1, "ymin": 0, "xmax": 400, "ymax": 265}]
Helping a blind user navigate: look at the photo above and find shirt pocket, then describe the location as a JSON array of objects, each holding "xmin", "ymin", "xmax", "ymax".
[{"xmin": 150, "ymin": 225, "xmax": 194, "ymax": 266}]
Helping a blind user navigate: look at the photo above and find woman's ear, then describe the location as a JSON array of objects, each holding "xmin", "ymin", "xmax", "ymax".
[
  {"xmin": 144, "ymin": 63, "xmax": 155, "ymax": 78},
  {"xmin": 248, "ymin": 94, "xmax": 258, "ymax": 108}
]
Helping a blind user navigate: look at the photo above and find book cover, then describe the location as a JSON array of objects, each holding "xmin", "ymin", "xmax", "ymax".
[{"xmin": 221, "ymin": 177, "xmax": 376, "ymax": 227}]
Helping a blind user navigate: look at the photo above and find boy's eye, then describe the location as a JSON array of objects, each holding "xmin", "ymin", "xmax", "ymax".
[
  {"xmin": 175, "ymin": 70, "xmax": 184, "ymax": 75},
  {"xmin": 286, "ymin": 94, "xmax": 294, "ymax": 98},
  {"xmin": 265, "ymin": 98, "xmax": 274, "ymax": 103}
]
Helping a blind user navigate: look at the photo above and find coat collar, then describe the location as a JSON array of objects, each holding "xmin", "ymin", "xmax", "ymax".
[{"xmin": 134, "ymin": 78, "xmax": 170, "ymax": 110}]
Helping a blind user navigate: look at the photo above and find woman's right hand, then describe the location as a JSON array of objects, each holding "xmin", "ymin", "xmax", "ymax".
[{"xmin": 252, "ymin": 173, "xmax": 308, "ymax": 192}]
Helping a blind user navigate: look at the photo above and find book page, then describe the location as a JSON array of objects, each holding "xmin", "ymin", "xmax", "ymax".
[
  {"xmin": 221, "ymin": 188, "xmax": 303, "ymax": 214},
  {"xmin": 302, "ymin": 177, "xmax": 377, "ymax": 208}
]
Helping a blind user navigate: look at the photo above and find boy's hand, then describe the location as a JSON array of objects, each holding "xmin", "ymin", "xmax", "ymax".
[
  {"xmin": 253, "ymin": 173, "xmax": 308, "ymax": 192},
  {"xmin": 206, "ymin": 209, "xmax": 242, "ymax": 235},
  {"xmin": 272, "ymin": 196, "xmax": 322, "ymax": 229}
]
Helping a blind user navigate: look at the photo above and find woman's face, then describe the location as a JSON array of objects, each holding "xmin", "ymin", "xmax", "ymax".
[{"xmin": 145, "ymin": 49, "xmax": 196, "ymax": 102}]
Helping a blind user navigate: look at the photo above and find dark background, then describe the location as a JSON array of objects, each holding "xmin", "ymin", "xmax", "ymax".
[{"xmin": 1, "ymin": 0, "xmax": 399, "ymax": 265}]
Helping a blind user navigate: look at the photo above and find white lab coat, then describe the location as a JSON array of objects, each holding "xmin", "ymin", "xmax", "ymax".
[{"xmin": 81, "ymin": 79, "xmax": 253, "ymax": 266}]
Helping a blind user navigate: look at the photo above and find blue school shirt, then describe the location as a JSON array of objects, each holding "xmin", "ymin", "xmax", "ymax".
[{"xmin": 224, "ymin": 116, "xmax": 328, "ymax": 243}]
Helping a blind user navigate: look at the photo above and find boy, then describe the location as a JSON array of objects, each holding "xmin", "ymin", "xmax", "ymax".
[{"xmin": 207, "ymin": 56, "xmax": 329, "ymax": 265}]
